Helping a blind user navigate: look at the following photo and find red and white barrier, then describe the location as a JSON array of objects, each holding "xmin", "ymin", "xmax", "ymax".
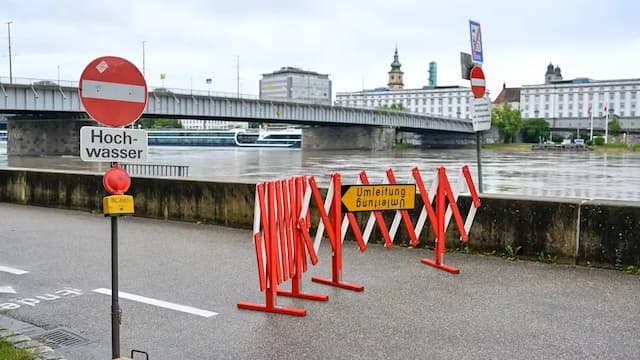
[
  {"xmin": 312, "ymin": 166, "xmax": 481, "ymax": 274},
  {"xmin": 237, "ymin": 176, "xmax": 327, "ymax": 317},
  {"xmin": 239, "ymin": 165, "xmax": 482, "ymax": 316}
]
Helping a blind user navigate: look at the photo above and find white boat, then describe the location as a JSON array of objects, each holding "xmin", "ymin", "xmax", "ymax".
[{"xmin": 147, "ymin": 128, "xmax": 301, "ymax": 148}]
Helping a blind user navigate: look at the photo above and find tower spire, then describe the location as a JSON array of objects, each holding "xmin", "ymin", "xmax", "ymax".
[{"xmin": 388, "ymin": 46, "xmax": 404, "ymax": 89}]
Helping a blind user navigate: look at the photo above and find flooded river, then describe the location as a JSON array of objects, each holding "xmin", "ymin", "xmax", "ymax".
[{"xmin": 2, "ymin": 143, "xmax": 640, "ymax": 201}]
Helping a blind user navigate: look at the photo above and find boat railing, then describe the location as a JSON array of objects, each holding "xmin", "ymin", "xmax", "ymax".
[{"xmin": 121, "ymin": 163, "xmax": 189, "ymax": 177}]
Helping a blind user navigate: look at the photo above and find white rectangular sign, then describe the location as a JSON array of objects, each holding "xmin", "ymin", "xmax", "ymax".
[
  {"xmin": 472, "ymin": 96, "xmax": 492, "ymax": 132},
  {"xmin": 80, "ymin": 126, "xmax": 148, "ymax": 162}
]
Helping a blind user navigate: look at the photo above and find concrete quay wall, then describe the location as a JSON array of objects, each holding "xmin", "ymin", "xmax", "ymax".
[{"xmin": 0, "ymin": 168, "xmax": 638, "ymax": 269}]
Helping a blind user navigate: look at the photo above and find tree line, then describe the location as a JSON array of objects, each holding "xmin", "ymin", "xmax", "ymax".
[{"xmin": 491, "ymin": 104, "xmax": 624, "ymax": 143}]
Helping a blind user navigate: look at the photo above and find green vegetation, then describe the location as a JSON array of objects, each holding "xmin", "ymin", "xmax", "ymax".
[
  {"xmin": 537, "ymin": 251, "xmax": 558, "ymax": 264},
  {"xmin": 136, "ymin": 118, "xmax": 183, "ymax": 129},
  {"xmin": 608, "ymin": 116, "xmax": 623, "ymax": 136},
  {"xmin": 593, "ymin": 136, "xmax": 605, "ymax": 146},
  {"xmin": 393, "ymin": 143, "xmax": 414, "ymax": 150},
  {"xmin": 633, "ymin": 143, "xmax": 640, "ymax": 151},
  {"xmin": 491, "ymin": 104, "xmax": 522, "ymax": 143},
  {"xmin": 379, "ymin": 103, "xmax": 406, "ymax": 111},
  {"xmin": 502, "ymin": 244, "xmax": 522, "ymax": 261},
  {"xmin": 480, "ymin": 143, "xmax": 531, "ymax": 151},
  {"xmin": 521, "ymin": 118, "xmax": 549, "ymax": 143},
  {"xmin": 0, "ymin": 338, "xmax": 33, "ymax": 360}
]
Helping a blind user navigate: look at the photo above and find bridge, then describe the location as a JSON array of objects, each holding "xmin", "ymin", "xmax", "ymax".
[{"xmin": 0, "ymin": 79, "xmax": 475, "ymax": 154}]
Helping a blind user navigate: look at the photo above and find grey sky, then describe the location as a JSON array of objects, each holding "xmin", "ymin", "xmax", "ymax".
[{"xmin": 3, "ymin": 0, "xmax": 640, "ymax": 98}]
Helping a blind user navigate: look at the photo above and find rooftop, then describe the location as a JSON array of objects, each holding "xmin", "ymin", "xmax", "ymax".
[
  {"xmin": 493, "ymin": 87, "xmax": 521, "ymax": 105},
  {"xmin": 262, "ymin": 66, "xmax": 329, "ymax": 77}
]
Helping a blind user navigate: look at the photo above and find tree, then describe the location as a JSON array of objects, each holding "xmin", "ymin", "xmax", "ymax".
[
  {"xmin": 137, "ymin": 118, "xmax": 183, "ymax": 129},
  {"xmin": 491, "ymin": 104, "xmax": 523, "ymax": 143},
  {"xmin": 608, "ymin": 116, "xmax": 623, "ymax": 136},
  {"xmin": 521, "ymin": 118, "xmax": 549, "ymax": 143},
  {"xmin": 380, "ymin": 103, "xmax": 406, "ymax": 111}
]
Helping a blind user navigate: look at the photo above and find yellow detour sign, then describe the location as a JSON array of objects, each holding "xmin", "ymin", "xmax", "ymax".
[
  {"xmin": 103, "ymin": 195, "xmax": 135, "ymax": 216},
  {"xmin": 341, "ymin": 184, "xmax": 416, "ymax": 212}
]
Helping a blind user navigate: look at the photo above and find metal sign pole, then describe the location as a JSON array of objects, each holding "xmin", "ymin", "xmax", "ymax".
[
  {"xmin": 111, "ymin": 215, "xmax": 121, "ymax": 359},
  {"xmin": 476, "ymin": 132, "xmax": 483, "ymax": 193}
]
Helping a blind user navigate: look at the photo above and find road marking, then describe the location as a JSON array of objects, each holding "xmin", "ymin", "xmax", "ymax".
[
  {"xmin": 0, "ymin": 286, "xmax": 16, "ymax": 294},
  {"xmin": 92, "ymin": 288, "xmax": 218, "ymax": 318},
  {"xmin": 0, "ymin": 265, "xmax": 29, "ymax": 275}
]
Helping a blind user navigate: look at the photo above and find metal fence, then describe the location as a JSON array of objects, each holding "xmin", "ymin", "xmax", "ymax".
[{"xmin": 121, "ymin": 163, "xmax": 189, "ymax": 177}]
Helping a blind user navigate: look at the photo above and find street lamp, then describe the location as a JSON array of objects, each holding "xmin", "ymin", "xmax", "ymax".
[
  {"xmin": 206, "ymin": 78, "xmax": 212, "ymax": 96},
  {"xmin": 141, "ymin": 40, "xmax": 147, "ymax": 78},
  {"xmin": 6, "ymin": 21, "xmax": 13, "ymax": 84}
]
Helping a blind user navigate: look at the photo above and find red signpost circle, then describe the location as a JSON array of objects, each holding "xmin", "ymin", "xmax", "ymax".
[
  {"xmin": 79, "ymin": 56, "xmax": 148, "ymax": 127},
  {"xmin": 470, "ymin": 66, "xmax": 486, "ymax": 99},
  {"xmin": 103, "ymin": 166, "xmax": 131, "ymax": 195}
]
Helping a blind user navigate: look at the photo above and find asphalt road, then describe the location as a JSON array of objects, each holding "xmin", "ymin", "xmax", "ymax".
[{"xmin": 1, "ymin": 203, "xmax": 639, "ymax": 360}]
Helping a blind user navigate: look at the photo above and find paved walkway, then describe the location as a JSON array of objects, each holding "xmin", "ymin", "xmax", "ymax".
[{"xmin": 0, "ymin": 203, "xmax": 639, "ymax": 359}]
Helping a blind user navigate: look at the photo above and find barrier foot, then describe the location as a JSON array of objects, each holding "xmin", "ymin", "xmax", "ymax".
[
  {"xmin": 420, "ymin": 259, "xmax": 460, "ymax": 274},
  {"xmin": 277, "ymin": 290, "xmax": 329, "ymax": 301},
  {"xmin": 311, "ymin": 276, "xmax": 365, "ymax": 292},
  {"xmin": 237, "ymin": 302, "xmax": 307, "ymax": 316}
]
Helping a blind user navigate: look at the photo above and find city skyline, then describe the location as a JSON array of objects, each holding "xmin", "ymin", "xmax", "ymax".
[{"xmin": 3, "ymin": 0, "xmax": 639, "ymax": 99}]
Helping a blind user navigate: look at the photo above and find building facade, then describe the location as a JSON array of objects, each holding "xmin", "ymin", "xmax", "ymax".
[
  {"xmin": 259, "ymin": 67, "xmax": 332, "ymax": 105},
  {"xmin": 335, "ymin": 48, "xmax": 476, "ymax": 119},
  {"xmin": 519, "ymin": 64, "xmax": 640, "ymax": 130}
]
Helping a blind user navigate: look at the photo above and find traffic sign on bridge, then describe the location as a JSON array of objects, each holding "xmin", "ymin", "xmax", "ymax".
[
  {"xmin": 79, "ymin": 56, "xmax": 148, "ymax": 127},
  {"xmin": 470, "ymin": 66, "xmax": 486, "ymax": 99}
]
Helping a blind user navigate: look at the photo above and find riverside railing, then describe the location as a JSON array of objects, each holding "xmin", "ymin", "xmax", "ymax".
[{"xmin": 121, "ymin": 163, "xmax": 189, "ymax": 177}]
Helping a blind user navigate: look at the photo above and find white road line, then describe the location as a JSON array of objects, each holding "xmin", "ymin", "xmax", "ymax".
[
  {"xmin": 0, "ymin": 265, "xmax": 29, "ymax": 275},
  {"xmin": 92, "ymin": 288, "xmax": 218, "ymax": 318},
  {"xmin": 0, "ymin": 286, "xmax": 16, "ymax": 294}
]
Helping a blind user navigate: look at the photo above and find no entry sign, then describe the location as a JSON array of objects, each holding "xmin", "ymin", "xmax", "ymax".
[
  {"xmin": 79, "ymin": 56, "xmax": 147, "ymax": 127},
  {"xmin": 469, "ymin": 66, "xmax": 486, "ymax": 99}
]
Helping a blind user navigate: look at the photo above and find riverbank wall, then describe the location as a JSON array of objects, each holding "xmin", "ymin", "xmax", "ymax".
[{"xmin": 0, "ymin": 168, "xmax": 638, "ymax": 269}]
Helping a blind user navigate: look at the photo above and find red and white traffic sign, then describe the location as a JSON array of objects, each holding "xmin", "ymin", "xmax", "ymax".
[
  {"xmin": 79, "ymin": 56, "xmax": 147, "ymax": 127},
  {"xmin": 469, "ymin": 66, "xmax": 486, "ymax": 99}
]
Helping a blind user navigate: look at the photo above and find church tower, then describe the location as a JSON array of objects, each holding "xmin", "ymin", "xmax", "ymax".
[{"xmin": 387, "ymin": 47, "xmax": 404, "ymax": 89}]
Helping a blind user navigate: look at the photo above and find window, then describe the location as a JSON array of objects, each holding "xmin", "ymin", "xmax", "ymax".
[
  {"xmin": 544, "ymin": 94, "xmax": 550, "ymax": 101},
  {"xmin": 610, "ymin": 93, "xmax": 615, "ymax": 100}
]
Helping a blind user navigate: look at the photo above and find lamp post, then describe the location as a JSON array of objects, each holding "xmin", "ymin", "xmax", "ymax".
[
  {"xmin": 206, "ymin": 78, "xmax": 212, "ymax": 96},
  {"xmin": 141, "ymin": 40, "xmax": 147, "ymax": 78},
  {"xmin": 6, "ymin": 21, "xmax": 13, "ymax": 84}
]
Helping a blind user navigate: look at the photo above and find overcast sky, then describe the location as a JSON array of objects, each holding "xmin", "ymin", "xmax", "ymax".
[{"xmin": 3, "ymin": 0, "xmax": 640, "ymax": 99}]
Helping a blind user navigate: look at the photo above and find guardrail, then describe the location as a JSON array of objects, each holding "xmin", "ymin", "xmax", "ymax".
[
  {"xmin": 121, "ymin": 163, "xmax": 189, "ymax": 177},
  {"xmin": 0, "ymin": 76, "xmax": 258, "ymax": 100}
]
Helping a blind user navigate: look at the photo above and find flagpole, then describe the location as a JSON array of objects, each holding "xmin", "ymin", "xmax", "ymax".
[
  {"xmin": 604, "ymin": 107, "xmax": 609, "ymax": 144},
  {"xmin": 589, "ymin": 105, "xmax": 594, "ymax": 141}
]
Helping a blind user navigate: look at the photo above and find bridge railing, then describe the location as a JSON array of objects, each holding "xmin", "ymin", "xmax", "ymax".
[
  {"xmin": 0, "ymin": 76, "xmax": 259, "ymax": 100},
  {"xmin": 121, "ymin": 163, "xmax": 189, "ymax": 178}
]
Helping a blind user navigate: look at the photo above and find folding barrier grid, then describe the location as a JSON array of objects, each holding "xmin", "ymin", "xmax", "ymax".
[{"xmin": 237, "ymin": 165, "xmax": 481, "ymax": 316}]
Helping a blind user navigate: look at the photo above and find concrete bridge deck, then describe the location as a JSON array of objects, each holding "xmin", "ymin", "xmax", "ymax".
[{"xmin": 1, "ymin": 203, "xmax": 639, "ymax": 360}]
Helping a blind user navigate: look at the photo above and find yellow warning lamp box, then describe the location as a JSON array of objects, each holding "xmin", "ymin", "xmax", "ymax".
[{"xmin": 103, "ymin": 195, "xmax": 135, "ymax": 216}]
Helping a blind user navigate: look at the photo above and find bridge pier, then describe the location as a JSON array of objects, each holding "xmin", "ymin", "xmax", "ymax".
[
  {"xmin": 7, "ymin": 115, "xmax": 95, "ymax": 156},
  {"xmin": 302, "ymin": 126, "xmax": 395, "ymax": 151}
]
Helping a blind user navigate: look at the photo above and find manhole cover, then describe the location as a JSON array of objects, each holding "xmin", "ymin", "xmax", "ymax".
[{"xmin": 32, "ymin": 328, "xmax": 91, "ymax": 349}]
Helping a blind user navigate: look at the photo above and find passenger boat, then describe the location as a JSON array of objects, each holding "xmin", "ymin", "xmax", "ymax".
[{"xmin": 147, "ymin": 128, "xmax": 302, "ymax": 148}]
